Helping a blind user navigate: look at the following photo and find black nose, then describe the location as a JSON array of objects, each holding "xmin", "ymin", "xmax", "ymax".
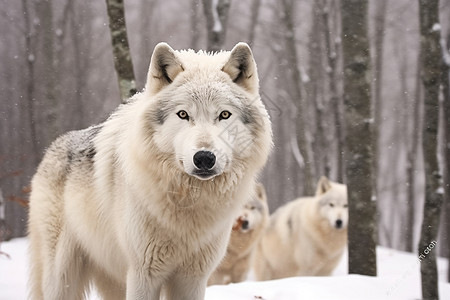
[
  {"xmin": 241, "ymin": 220, "xmax": 249, "ymax": 230},
  {"xmin": 335, "ymin": 219, "xmax": 343, "ymax": 229},
  {"xmin": 193, "ymin": 151, "xmax": 216, "ymax": 170}
]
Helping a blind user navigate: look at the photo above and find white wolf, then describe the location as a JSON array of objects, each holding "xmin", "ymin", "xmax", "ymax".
[
  {"xmin": 208, "ymin": 183, "xmax": 269, "ymax": 286},
  {"xmin": 253, "ymin": 176, "xmax": 348, "ymax": 280},
  {"xmin": 28, "ymin": 42, "xmax": 272, "ymax": 300}
]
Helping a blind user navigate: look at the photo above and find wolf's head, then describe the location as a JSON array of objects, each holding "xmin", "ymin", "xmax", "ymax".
[
  {"xmin": 139, "ymin": 42, "xmax": 272, "ymax": 181},
  {"xmin": 316, "ymin": 176, "xmax": 348, "ymax": 230},
  {"xmin": 232, "ymin": 183, "xmax": 269, "ymax": 233}
]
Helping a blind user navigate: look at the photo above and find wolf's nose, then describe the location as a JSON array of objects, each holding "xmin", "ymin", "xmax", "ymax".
[
  {"xmin": 335, "ymin": 219, "xmax": 343, "ymax": 229},
  {"xmin": 193, "ymin": 151, "xmax": 216, "ymax": 170},
  {"xmin": 242, "ymin": 220, "xmax": 249, "ymax": 230}
]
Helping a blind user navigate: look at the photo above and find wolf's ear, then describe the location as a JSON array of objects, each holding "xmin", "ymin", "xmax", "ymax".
[
  {"xmin": 146, "ymin": 43, "xmax": 184, "ymax": 95},
  {"xmin": 254, "ymin": 182, "xmax": 266, "ymax": 202},
  {"xmin": 222, "ymin": 42, "xmax": 259, "ymax": 94},
  {"xmin": 315, "ymin": 176, "xmax": 332, "ymax": 196}
]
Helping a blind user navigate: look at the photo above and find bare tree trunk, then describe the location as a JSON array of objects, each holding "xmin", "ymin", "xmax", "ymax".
[
  {"xmin": 307, "ymin": 2, "xmax": 323, "ymax": 180},
  {"xmin": 320, "ymin": 0, "xmax": 340, "ymax": 179},
  {"xmin": 105, "ymin": 0, "xmax": 137, "ymax": 102},
  {"xmin": 332, "ymin": 0, "xmax": 345, "ymax": 183},
  {"xmin": 406, "ymin": 51, "xmax": 422, "ymax": 253},
  {"xmin": 372, "ymin": 0, "xmax": 387, "ymax": 207},
  {"xmin": 281, "ymin": 0, "xmax": 314, "ymax": 195},
  {"xmin": 393, "ymin": 28, "xmax": 414, "ymax": 251},
  {"xmin": 69, "ymin": 0, "xmax": 93, "ymax": 128},
  {"xmin": 21, "ymin": 0, "xmax": 39, "ymax": 165},
  {"xmin": 202, "ymin": 0, "xmax": 230, "ymax": 52},
  {"xmin": 138, "ymin": 0, "xmax": 156, "ymax": 84},
  {"xmin": 247, "ymin": 0, "xmax": 261, "ymax": 47},
  {"xmin": 417, "ymin": 1, "xmax": 443, "ymax": 299},
  {"xmin": 190, "ymin": 0, "xmax": 201, "ymax": 50},
  {"xmin": 341, "ymin": 0, "xmax": 377, "ymax": 276},
  {"xmin": 440, "ymin": 34, "xmax": 450, "ymax": 283},
  {"xmin": 35, "ymin": 0, "xmax": 59, "ymax": 145}
]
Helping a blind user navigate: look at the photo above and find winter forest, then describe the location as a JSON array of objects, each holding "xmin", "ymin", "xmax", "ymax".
[{"xmin": 1, "ymin": 0, "xmax": 450, "ymax": 299}]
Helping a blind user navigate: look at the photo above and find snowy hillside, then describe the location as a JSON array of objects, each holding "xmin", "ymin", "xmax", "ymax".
[{"xmin": 1, "ymin": 238, "xmax": 449, "ymax": 300}]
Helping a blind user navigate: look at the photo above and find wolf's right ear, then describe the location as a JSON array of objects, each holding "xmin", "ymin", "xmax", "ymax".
[
  {"xmin": 315, "ymin": 176, "xmax": 332, "ymax": 196},
  {"xmin": 222, "ymin": 42, "xmax": 259, "ymax": 95},
  {"xmin": 146, "ymin": 43, "xmax": 184, "ymax": 95}
]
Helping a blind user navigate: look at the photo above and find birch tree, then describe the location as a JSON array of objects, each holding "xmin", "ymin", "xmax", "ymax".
[
  {"xmin": 417, "ymin": 0, "xmax": 443, "ymax": 298},
  {"xmin": 105, "ymin": 0, "xmax": 137, "ymax": 102},
  {"xmin": 341, "ymin": 0, "xmax": 377, "ymax": 276}
]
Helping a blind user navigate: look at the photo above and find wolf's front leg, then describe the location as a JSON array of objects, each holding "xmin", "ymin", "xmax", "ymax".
[
  {"xmin": 126, "ymin": 268, "xmax": 162, "ymax": 300},
  {"xmin": 165, "ymin": 273, "xmax": 208, "ymax": 300}
]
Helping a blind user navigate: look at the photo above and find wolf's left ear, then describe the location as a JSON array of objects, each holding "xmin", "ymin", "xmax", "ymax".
[
  {"xmin": 315, "ymin": 176, "xmax": 332, "ymax": 196},
  {"xmin": 222, "ymin": 42, "xmax": 259, "ymax": 94},
  {"xmin": 146, "ymin": 42, "xmax": 184, "ymax": 95},
  {"xmin": 254, "ymin": 182, "xmax": 266, "ymax": 201}
]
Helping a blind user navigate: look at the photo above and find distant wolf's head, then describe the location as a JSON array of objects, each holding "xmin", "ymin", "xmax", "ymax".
[
  {"xmin": 140, "ymin": 42, "xmax": 272, "ymax": 181},
  {"xmin": 232, "ymin": 183, "xmax": 269, "ymax": 233},
  {"xmin": 316, "ymin": 176, "xmax": 348, "ymax": 230}
]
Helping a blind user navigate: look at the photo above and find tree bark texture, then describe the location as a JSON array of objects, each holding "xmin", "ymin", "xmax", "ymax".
[
  {"xmin": 247, "ymin": 0, "xmax": 261, "ymax": 47},
  {"xmin": 372, "ymin": 0, "xmax": 387, "ymax": 248},
  {"xmin": 202, "ymin": 0, "xmax": 230, "ymax": 52},
  {"xmin": 105, "ymin": 0, "xmax": 137, "ymax": 102},
  {"xmin": 341, "ymin": 0, "xmax": 377, "ymax": 276},
  {"xmin": 417, "ymin": 0, "xmax": 443, "ymax": 299},
  {"xmin": 281, "ymin": 0, "xmax": 315, "ymax": 195},
  {"xmin": 442, "ymin": 34, "xmax": 450, "ymax": 283},
  {"xmin": 320, "ymin": 0, "xmax": 340, "ymax": 180},
  {"xmin": 21, "ymin": 0, "xmax": 39, "ymax": 166},
  {"xmin": 406, "ymin": 51, "xmax": 422, "ymax": 253},
  {"xmin": 310, "ymin": 1, "xmax": 328, "ymax": 180}
]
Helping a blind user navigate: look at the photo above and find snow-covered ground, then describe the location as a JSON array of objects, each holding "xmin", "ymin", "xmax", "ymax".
[{"xmin": 1, "ymin": 238, "xmax": 449, "ymax": 299}]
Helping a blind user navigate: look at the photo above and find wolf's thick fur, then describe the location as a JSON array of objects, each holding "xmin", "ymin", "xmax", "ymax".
[
  {"xmin": 208, "ymin": 183, "xmax": 269, "ymax": 286},
  {"xmin": 28, "ymin": 42, "xmax": 272, "ymax": 300},
  {"xmin": 253, "ymin": 177, "xmax": 347, "ymax": 280}
]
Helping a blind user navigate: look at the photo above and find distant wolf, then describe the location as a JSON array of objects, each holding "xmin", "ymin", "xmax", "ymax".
[
  {"xmin": 208, "ymin": 182, "xmax": 269, "ymax": 286},
  {"xmin": 28, "ymin": 42, "xmax": 272, "ymax": 300},
  {"xmin": 253, "ymin": 176, "xmax": 348, "ymax": 280}
]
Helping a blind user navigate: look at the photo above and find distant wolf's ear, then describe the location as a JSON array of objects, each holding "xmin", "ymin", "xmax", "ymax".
[
  {"xmin": 315, "ymin": 176, "xmax": 332, "ymax": 196},
  {"xmin": 254, "ymin": 182, "xmax": 267, "ymax": 202},
  {"xmin": 146, "ymin": 43, "xmax": 184, "ymax": 95},
  {"xmin": 222, "ymin": 42, "xmax": 259, "ymax": 94}
]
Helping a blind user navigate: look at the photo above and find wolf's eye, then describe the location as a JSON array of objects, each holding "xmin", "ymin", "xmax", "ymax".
[
  {"xmin": 329, "ymin": 203, "xmax": 334, "ymax": 207},
  {"xmin": 177, "ymin": 110, "xmax": 189, "ymax": 121},
  {"xmin": 219, "ymin": 110, "xmax": 232, "ymax": 120}
]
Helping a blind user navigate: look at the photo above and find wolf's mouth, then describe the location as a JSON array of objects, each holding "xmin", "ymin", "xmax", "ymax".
[{"xmin": 191, "ymin": 170, "xmax": 218, "ymax": 180}]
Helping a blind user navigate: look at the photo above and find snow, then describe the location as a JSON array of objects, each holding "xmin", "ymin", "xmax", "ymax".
[
  {"xmin": 432, "ymin": 23, "xmax": 441, "ymax": 32},
  {"xmin": 1, "ymin": 238, "xmax": 450, "ymax": 300}
]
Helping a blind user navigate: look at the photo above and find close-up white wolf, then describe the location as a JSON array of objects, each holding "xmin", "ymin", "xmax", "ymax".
[
  {"xmin": 253, "ymin": 176, "xmax": 348, "ymax": 280},
  {"xmin": 27, "ymin": 42, "xmax": 273, "ymax": 300}
]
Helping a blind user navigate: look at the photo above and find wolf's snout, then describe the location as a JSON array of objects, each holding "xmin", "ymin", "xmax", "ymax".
[
  {"xmin": 193, "ymin": 151, "xmax": 216, "ymax": 170},
  {"xmin": 335, "ymin": 219, "xmax": 343, "ymax": 229},
  {"xmin": 241, "ymin": 220, "xmax": 249, "ymax": 230}
]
